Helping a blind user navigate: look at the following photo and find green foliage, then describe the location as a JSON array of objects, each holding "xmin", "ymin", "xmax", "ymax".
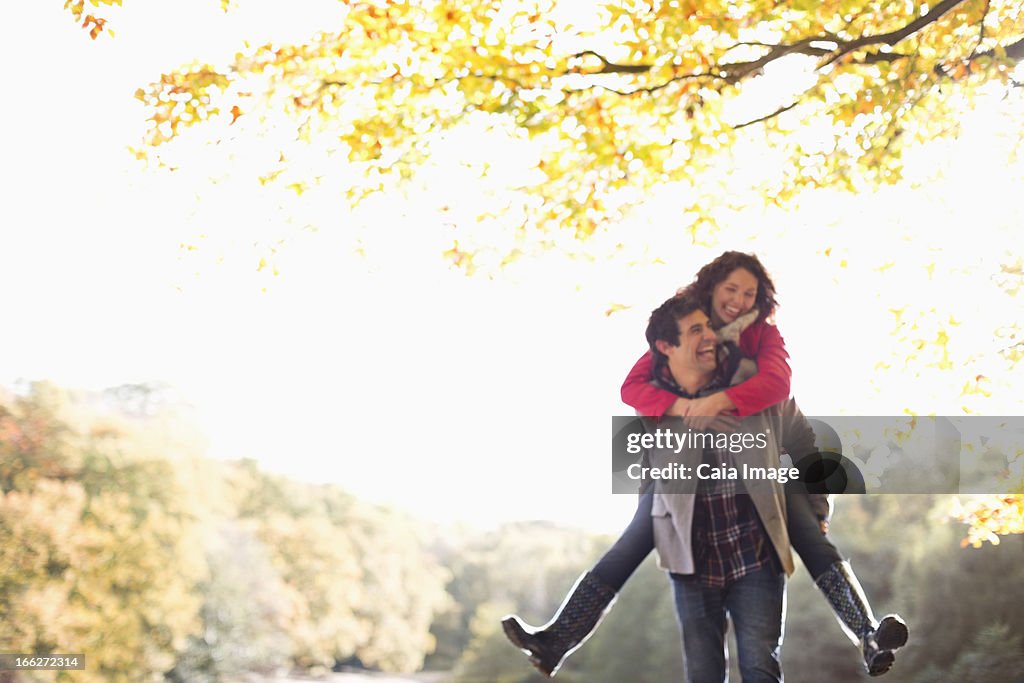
[
  {"xmin": 219, "ymin": 463, "xmax": 453, "ymax": 672},
  {"xmin": 783, "ymin": 568, "xmax": 864, "ymax": 682},
  {"xmin": 167, "ymin": 523, "xmax": 292, "ymax": 682},
  {"xmin": 425, "ymin": 520, "xmax": 611, "ymax": 670},
  {"xmin": 0, "ymin": 384, "xmax": 204, "ymax": 682},
  {"xmin": 895, "ymin": 516, "xmax": 1024, "ymax": 677},
  {"xmin": 0, "ymin": 383, "xmax": 450, "ymax": 679},
  {"xmin": 946, "ymin": 623, "xmax": 1024, "ymax": 682},
  {"xmin": 4, "ymin": 382, "xmax": 1023, "ymax": 680},
  {"xmin": 571, "ymin": 558, "xmax": 683, "ymax": 682},
  {"xmin": 443, "ymin": 495, "xmax": 1024, "ymax": 683},
  {"xmin": 453, "ymin": 600, "xmax": 551, "ymax": 683}
]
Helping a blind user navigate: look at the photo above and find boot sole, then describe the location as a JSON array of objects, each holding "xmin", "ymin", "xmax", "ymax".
[
  {"xmin": 501, "ymin": 617, "xmax": 529, "ymax": 650},
  {"xmin": 876, "ymin": 617, "xmax": 909, "ymax": 651},
  {"xmin": 868, "ymin": 650, "xmax": 895, "ymax": 677},
  {"xmin": 867, "ymin": 617, "xmax": 908, "ymax": 676},
  {"xmin": 501, "ymin": 617, "xmax": 556, "ymax": 677}
]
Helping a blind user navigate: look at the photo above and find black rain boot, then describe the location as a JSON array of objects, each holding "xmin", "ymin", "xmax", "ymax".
[
  {"xmin": 815, "ymin": 561, "xmax": 909, "ymax": 677},
  {"xmin": 501, "ymin": 571, "xmax": 617, "ymax": 677}
]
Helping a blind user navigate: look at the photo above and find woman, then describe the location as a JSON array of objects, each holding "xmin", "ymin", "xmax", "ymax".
[{"xmin": 502, "ymin": 251, "xmax": 908, "ymax": 678}]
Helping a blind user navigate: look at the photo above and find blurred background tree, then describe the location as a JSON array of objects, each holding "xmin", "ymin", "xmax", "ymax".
[
  {"xmin": 2, "ymin": 385, "xmax": 1023, "ymax": 680},
  {"xmin": 0, "ymin": 384, "xmax": 450, "ymax": 680}
]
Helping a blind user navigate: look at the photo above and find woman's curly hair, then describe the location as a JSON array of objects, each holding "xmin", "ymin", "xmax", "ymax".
[{"xmin": 681, "ymin": 251, "xmax": 778, "ymax": 322}]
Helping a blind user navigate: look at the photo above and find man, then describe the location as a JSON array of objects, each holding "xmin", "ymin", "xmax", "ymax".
[{"xmin": 642, "ymin": 291, "xmax": 817, "ymax": 683}]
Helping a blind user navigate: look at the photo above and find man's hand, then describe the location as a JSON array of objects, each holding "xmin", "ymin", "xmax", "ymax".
[{"xmin": 819, "ymin": 520, "xmax": 830, "ymax": 535}]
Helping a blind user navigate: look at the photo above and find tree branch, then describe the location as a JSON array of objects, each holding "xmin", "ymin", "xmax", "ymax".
[
  {"xmin": 567, "ymin": 71, "xmax": 715, "ymax": 97},
  {"xmin": 719, "ymin": 42, "xmax": 828, "ymax": 81},
  {"xmin": 984, "ymin": 35, "xmax": 1024, "ymax": 62},
  {"xmin": 733, "ymin": 100, "xmax": 801, "ymax": 129},
  {"xmin": 969, "ymin": 0, "xmax": 992, "ymax": 60},
  {"xmin": 570, "ymin": 50, "xmax": 651, "ymax": 74},
  {"xmin": 1009, "ymin": 36, "xmax": 1024, "ymax": 61},
  {"xmin": 311, "ymin": 4, "xmax": 1022, "ymax": 105},
  {"xmin": 819, "ymin": 0, "xmax": 968, "ymax": 68},
  {"xmin": 555, "ymin": 2, "xmax": 965, "ymax": 98}
]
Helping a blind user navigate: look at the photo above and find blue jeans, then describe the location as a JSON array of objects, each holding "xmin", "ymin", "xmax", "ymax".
[{"xmin": 670, "ymin": 567, "xmax": 786, "ymax": 683}]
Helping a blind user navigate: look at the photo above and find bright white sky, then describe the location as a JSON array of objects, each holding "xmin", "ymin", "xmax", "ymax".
[{"xmin": 4, "ymin": 0, "xmax": 1023, "ymax": 532}]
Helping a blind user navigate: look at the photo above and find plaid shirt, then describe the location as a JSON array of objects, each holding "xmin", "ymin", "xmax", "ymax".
[
  {"xmin": 691, "ymin": 446, "xmax": 775, "ymax": 588},
  {"xmin": 655, "ymin": 372, "xmax": 775, "ymax": 588}
]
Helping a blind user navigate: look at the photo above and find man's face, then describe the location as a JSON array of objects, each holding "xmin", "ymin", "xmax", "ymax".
[{"xmin": 659, "ymin": 309, "xmax": 718, "ymax": 375}]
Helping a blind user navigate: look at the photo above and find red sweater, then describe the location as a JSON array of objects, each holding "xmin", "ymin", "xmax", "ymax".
[{"xmin": 620, "ymin": 320, "xmax": 791, "ymax": 417}]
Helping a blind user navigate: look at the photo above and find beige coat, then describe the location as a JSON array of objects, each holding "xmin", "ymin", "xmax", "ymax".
[{"xmin": 646, "ymin": 399, "xmax": 818, "ymax": 577}]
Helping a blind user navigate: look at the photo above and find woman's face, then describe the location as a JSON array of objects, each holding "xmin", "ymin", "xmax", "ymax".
[{"xmin": 710, "ymin": 267, "xmax": 759, "ymax": 326}]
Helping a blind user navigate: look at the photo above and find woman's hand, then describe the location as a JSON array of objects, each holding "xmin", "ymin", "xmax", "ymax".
[
  {"xmin": 684, "ymin": 393, "xmax": 737, "ymax": 431},
  {"xmin": 686, "ymin": 393, "xmax": 735, "ymax": 417},
  {"xmin": 672, "ymin": 393, "xmax": 738, "ymax": 431},
  {"xmin": 665, "ymin": 398, "xmax": 692, "ymax": 417}
]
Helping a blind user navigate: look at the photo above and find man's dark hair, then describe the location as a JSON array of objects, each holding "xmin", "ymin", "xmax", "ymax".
[
  {"xmin": 685, "ymin": 251, "xmax": 779, "ymax": 321},
  {"xmin": 646, "ymin": 288, "xmax": 707, "ymax": 381}
]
